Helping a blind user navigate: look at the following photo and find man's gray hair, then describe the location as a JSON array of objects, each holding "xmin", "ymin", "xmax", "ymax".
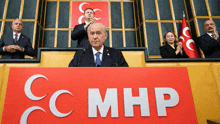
[
  {"xmin": 87, "ymin": 23, "xmax": 107, "ymax": 34},
  {"xmin": 12, "ymin": 18, "xmax": 23, "ymax": 25}
]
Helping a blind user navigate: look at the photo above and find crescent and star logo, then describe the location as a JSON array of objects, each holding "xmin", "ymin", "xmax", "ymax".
[
  {"xmin": 71, "ymin": 1, "xmax": 109, "ymax": 28},
  {"xmin": 20, "ymin": 74, "xmax": 73, "ymax": 124},
  {"xmin": 78, "ymin": 2, "xmax": 102, "ymax": 24},
  {"xmin": 179, "ymin": 27, "xmax": 196, "ymax": 51}
]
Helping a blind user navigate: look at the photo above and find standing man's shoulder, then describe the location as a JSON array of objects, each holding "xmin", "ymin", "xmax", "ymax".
[
  {"xmin": 20, "ymin": 34, "xmax": 30, "ymax": 40},
  {"xmin": 71, "ymin": 22, "xmax": 88, "ymax": 45},
  {"xmin": 106, "ymin": 46, "xmax": 128, "ymax": 67},
  {"xmin": 107, "ymin": 47, "xmax": 122, "ymax": 54},
  {"xmin": 74, "ymin": 23, "xmax": 86, "ymax": 29},
  {"xmin": 68, "ymin": 49, "xmax": 85, "ymax": 67},
  {"xmin": 198, "ymin": 33, "xmax": 208, "ymax": 39},
  {"xmin": 198, "ymin": 33, "xmax": 209, "ymax": 44},
  {"xmin": 105, "ymin": 47, "xmax": 123, "ymax": 57}
]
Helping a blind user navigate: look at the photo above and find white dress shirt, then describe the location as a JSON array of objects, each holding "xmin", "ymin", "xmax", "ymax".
[
  {"xmin": 84, "ymin": 21, "xmax": 90, "ymax": 30},
  {"xmin": 207, "ymin": 33, "xmax": 214, "ymax": 38},
  {"xmin": 92, "ymin": 45, "xmax": 104, "ymax": 63},
  {"xmin": 13, "ymin": 32, "xmax": 21, "ymax": 41}
]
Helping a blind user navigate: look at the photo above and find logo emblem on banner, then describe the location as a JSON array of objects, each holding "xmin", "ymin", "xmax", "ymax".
[{"xmin": 71, "ymin": 1, "xmax": 109, "ymax": 28}]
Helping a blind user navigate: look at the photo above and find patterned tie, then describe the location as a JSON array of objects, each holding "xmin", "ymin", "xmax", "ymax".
[
  {"xmin": 14, "ymin": 34, "xmax": 18, "ymax": 42},
  {"xmin": 211, "ymin": 34, "xmax": 215, "ymax": 39},
  {"xmin": 95, "ymin": 52, "xmax": 101, "ymax": 67}
]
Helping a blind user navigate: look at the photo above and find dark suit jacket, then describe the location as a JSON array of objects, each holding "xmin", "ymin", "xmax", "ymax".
[
  {"xmin": 160, "ymin": 44, "xmax": 189, "ymax": 58},
  {"xmin": 0, "ymin": 33, "xmax": 36, "ymax": 59},
  {"xmin": 198, "ymin": 33, "xmax": 220, "ymax": 58},
  {"xmin": 69, "ymin": 46, "xmax": 129, "ymax": 67},
  {"xmin": 71, "ymin": 23, "xmax": 90, "ymax": 48}
]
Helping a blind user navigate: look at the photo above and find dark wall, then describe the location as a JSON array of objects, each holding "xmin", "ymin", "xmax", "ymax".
[{"xmin": 0, "ymin": 0, "xmax": 219, "ymax": 57}]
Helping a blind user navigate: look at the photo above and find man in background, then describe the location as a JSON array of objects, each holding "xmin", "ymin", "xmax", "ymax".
[
  {"xmin": 198, "ymin": 20, "xmax": 220, "ymax": 58},
  {"xmin": 0, "ymin": 18, "xmax": 36, "ymax": 59},
  {"xmin": 71, "ymin": 8, "xmax": 96, "ymax": 48},
  {"xmin": 69, "ymin": 23, "xmax": 128, "ymax": 67}
]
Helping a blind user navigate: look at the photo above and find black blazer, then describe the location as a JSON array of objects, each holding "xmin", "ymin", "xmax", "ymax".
[
  {"xmin": 69, "ymin": 45, "xmax": 129, "ymax": 67},
  {"xmin": 0, "ymin": 33, "xmax": 36, "ymax": 59},
  {"xmin": 198, "ymin": 33, "xmax": 220, "ymax": 58},
  {"xmin": 160, "ymin": 44, "xmax": 188, "ymax": 58},
  {"xmin": 71, "ymin": 23, "xmax": 90, "ymax": 48}
]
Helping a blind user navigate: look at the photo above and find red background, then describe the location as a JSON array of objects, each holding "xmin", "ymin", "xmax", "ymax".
[
  {"xmin": 71, "ymin": 1, "xmax": 109, "ymax": 28},
  {"xmin": 2, "ymin": 67, "xmax": 198, "ymax": 124}
]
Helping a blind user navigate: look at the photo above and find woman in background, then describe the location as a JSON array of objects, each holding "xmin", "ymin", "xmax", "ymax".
[{"xmin": 160, "ymin": 31, "xmax": 188, "ymax": 58}]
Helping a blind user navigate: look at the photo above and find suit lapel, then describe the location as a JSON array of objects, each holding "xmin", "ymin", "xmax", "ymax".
[
  {"xmin": 204, "ymin": 33, "xmax": 211, "ymax": 39},
  {"xmin": 101, "ymin": 46, "xmax": 112, "ymax": 66},
  {"xmin": 85, "ymin": 46, "xmax": 96, "ymax": 66},
  {"xmin": 16, "ymin": 34, "xmax": 24, "ymax": 43},
  {"xmin": 206, "ymin": 33, "xmax": 214, "ymax": 41},
  {"xmin": 166, "ymin": 44, "xmax": 175, "ymax": 52},
  {"xmin": 81, "ymin": 22, "xmax": 86, "ymax": 27}
]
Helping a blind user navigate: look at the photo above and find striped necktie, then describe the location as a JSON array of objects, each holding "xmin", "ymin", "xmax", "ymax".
[
  {"xmin": 211, "ymin": 34, "xmax": 215, "ymax": 39},
  {"xmin": 14, "ymin": 34, "xmax": 18, "ymax": 42}
]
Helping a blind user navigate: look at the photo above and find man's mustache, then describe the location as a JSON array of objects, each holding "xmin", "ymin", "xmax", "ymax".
[{"xmin": 208, "ymin": 27, "xmax": 213, "ymax": 30}]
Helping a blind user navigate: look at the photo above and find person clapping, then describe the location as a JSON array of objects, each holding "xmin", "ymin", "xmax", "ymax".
[{"xmin": 160, "ymin": 31, "xmax": 188, "ymax": 58}]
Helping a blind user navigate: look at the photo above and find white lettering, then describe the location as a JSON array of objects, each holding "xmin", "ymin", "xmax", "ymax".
[
  {"xmin": 155, "ymin": 88, "xmax": 179, "ymax": 116},
  {"xmin": 88, "ymin": 88, "xmax": 118, "ymax": 118},
  {"xmin": 123, "ymin": 88, "xmax": 150, "ymax": 117}
]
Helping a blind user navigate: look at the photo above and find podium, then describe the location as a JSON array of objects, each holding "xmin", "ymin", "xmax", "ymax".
[{"xmin": 1, "ymin": 67, "xmax": 198, "ymax": 124}]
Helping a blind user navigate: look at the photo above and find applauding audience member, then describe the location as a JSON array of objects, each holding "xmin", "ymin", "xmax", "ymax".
[
  {"xmin": 198, "ymin": 20, "xmax": 220, "ymax": 58},
  {"xmin": 160, "ymin": 31, "xmax": 188, "ymax": 58},
  {"xmin": 71, "ymin": 8, "xmax": 96, "ymax": 48}
]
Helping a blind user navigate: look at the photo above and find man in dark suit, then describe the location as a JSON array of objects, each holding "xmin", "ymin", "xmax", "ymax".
[
  {"xmin": 198, "ymin": 20, "xmax": 220, "ymax": 58},
  {"xmin": 0, "ymin": 19, "xmax": 36, "ymax": 59},
  {"xmin": 71, "ymin": 8, "xmax": 96, "ymax": 48},
  {"xmin": 69, "ymin": 23, "xmax": 128, "ymax": 67}
]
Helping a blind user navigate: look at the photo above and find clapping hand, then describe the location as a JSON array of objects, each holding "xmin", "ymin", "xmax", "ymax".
[
  {"xmin": 84, "ymin": 17, "xmax": 96, "ymax": 29},
  {"xmin": 4, "ymin": 45, "xmax": 24, "ymax": 53},
  {"xmin": 177, "ymin": 42, "xmax": 182, "ymax": 52},
  {"xmin": 214, "ymin": 27, "xmax": 219, "ymax": 40},
  {"xmin": 89, "ymin": 17, "xmax": 96, "ymax": 24}
]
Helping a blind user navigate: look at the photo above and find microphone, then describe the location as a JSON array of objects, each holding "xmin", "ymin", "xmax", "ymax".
[
  {"xmin": 78, "ymin": 44, "xmax": 87, "ymax": 66},
  {"xmin": 83, "ymin": 43, "xmax": 88, "ymax": 54}
]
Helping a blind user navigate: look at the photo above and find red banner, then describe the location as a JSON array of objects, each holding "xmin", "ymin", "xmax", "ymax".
[
  {"xmin": 2, "ymin": 68, "xmax": 198, "ymax": 124},
  {"xmin": 71, "ymin": 1, "xmax": 109, "ymax": 28}
]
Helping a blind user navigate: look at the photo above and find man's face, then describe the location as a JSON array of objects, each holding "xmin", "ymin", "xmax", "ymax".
[
  {"xmin": 204, "ymin": 20, "xmax": 216, "ymax": 33},
  {"xmin": 11, "ymin": 19, "xmax": 23, "ymax": 33},
  {"xmin": 84, "ymin": 9, "xmax": 94, "ymax": 22},
  {"xmin": 88, "ymin": 23, "xmax": 107, "ymax": 50}
]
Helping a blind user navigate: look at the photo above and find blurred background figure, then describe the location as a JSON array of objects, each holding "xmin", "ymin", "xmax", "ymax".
[
  {"xmin": 198, "ymin": 20, "xmax": 220, "ymax": 58},
  {"xmin": 160, "ymin": 31, "xmax": 188, "ymax": 58},
  {"xmin": 71, "ymin": 8, "xmax": 96, "ymax": 48},
  {"xmin": 0, "ymin": 18, "xmax": 36, "ymax": 59}
]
